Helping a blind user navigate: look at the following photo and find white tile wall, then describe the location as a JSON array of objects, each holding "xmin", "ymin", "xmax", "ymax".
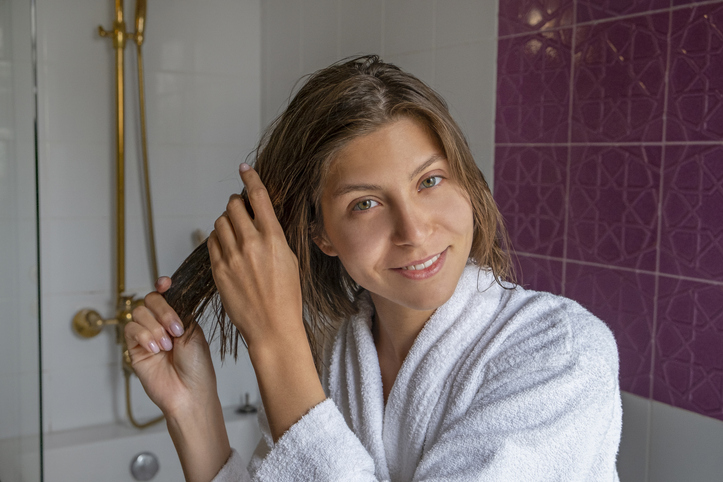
[
  {"xmin": 1, "ymin": 11, "xmax": 41, "ymax": 482},
  {"xmin": 260, "ymin": 0, "xmax": 499, "ymax": 179},
  {"xmin": 36, "ymin": 0, "xmax": 262, "ymax": 434}
]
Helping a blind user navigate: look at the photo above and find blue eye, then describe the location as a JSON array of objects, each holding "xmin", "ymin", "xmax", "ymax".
[
  {"xmin": 353, "ymin": 199, "xmax": 378, "ymax": 211},
  {"xmin": 420, "ymin": 176, "xmax": 442, "ymax": 189}
]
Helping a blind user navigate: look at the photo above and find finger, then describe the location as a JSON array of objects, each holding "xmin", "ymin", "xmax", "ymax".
[
  {"xmin": 155, "ymin": 276, "xmax": 172, "ymax": 293},
  {"xmin": 125, "ymin": 320, "xmax": 162, "ymax": 354},
  {"xmin": 213, "ymin": 211, "xmax": 237, "ymax": 254},
  {"xmin": 226, "ymin": 192, "xmax": 254, "ymax": 234},
  {"xmin": 208, "ymin": 230, "xmax": 223, "ymax": 266},
  {"xmin": 141, "ymin": 292, "xmax": 185, "ymax": 339},
  {"xmin": 239, "ymin": 164, "xmax": 283, "ymax": 235}
]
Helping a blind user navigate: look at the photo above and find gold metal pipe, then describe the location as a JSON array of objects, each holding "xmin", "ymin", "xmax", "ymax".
[
  {"xmin": 134, "ymin": 0, "xmax": 146, "ymax": 47},
  {"xmin": 89, "ymin": 0, "xmax": 163, "ymax": 430},
  {"xmin": 136, "ymin": 43, "xmax": 159, "ymax": 282}
]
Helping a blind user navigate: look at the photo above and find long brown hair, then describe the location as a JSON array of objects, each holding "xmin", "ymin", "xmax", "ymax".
[{"xmin": 164, "ymin": 55, "xmax": 512, "ymax": 369}]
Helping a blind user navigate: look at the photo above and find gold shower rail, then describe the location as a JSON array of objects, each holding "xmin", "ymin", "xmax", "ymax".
[{"xmin": 72, "ymin": 0, "xmax": 163, "ymax": 429}]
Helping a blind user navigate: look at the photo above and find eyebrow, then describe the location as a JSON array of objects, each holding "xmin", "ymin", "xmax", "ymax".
[{"xmin": 331, "ymin": 154, "xmax": 446, "ymax": 198}]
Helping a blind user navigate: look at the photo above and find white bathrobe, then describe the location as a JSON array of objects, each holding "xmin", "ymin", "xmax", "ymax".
[{"xmin": 212, "ymin": 265, "xmax": 622, "ymax": 481}]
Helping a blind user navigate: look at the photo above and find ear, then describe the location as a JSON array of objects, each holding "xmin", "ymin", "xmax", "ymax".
[{"xmin": 313, "ymin": 231, "xmax": 338, "ymax": 257}]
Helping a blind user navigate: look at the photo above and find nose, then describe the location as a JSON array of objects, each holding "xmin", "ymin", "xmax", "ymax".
[{"xmin": 390, "ymin": 200, "xmax": 432, "ymax": 247}]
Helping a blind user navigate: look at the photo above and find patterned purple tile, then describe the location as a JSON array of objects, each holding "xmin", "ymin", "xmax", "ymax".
[
  {"xmin": 571, "ymin": 13, "xmax": 669, "ymax": 142},
  {"xmin": 565, "ymin": 263, "xmax": 655, "ymax": 397},
  {"xmin": 666, "ymin": 4, "xmax": 723, "ymax": 142},
  {"xmin": 498, "ymin": 0, "xmax": 574, "ymax": 37},
  {"xmin": 659, "ymin": 144, "xmax": 723, "ymax": 281},
  {"xmin": 654, "ymin": 277, "xmax": 723, "ymax": 421},
  {"xmin": 577, "ymin": 0, "xmax": 670, "ymax": 23},
  {"xmin": 513, "ymin": 254, "xmax": 564, "ymax": 295},
  {"xmin": 494, "ymin": 145, "xmax": 568, "ymax": 257},
  {"xmin": 496, "ymin": 30, "xmax": 572, "ymax": 143},
  {"xmin": 567, "ymin": 145, "xmax": 661, "ymax": 270}
]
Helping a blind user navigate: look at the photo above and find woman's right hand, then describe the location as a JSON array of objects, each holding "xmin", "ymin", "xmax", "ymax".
[
  {"xmin": 126, "ymin": 277, "xmax": 233, "ymax": 482},
  {"xmin": 125, "ymin": 276, "xmax": 218, "ymax": 417}
]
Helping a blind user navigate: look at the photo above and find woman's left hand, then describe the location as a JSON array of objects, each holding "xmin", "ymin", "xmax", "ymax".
[
  {"xmin": 208, "ymin": 163, "xmax": 305, "ymax": 353},
  {"xmin": 209, "ymin": 163, "xmax": 326, "ymax": 442}
]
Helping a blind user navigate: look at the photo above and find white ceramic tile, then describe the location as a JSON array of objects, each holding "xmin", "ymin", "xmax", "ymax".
[
  {"xmin": 618, "ymin": 391, "xmax": 650, "ymax": 482},
  {"xmin": 209, "ymin": 334, "xmax": 259, "ymax": 411},
  {"xmin": 8, "ymin": 0, "xmax": 33, "ymax": 63},
  {"xmin": 469, "ymin": 140, "xmax": 494, "ymax": 190},
  {"xmin": 648, "ymin": 399, "xmax": 723, "ymax": 482},
  {"xmin": 145, "ymin": 72, "xmax": 255, "ymax": 147},
  {"xmin": 18, "ymin": 369, "xmax": 41, "ymax": 438},
  {"xmin": 44, "ymin": 364, "xmax": 119, "ymax": 432},
  {"xmin": 153, "ymin": 214, "xmax": 216, "ymax": 277},
  {"xmin": 262, "ymin": 0, "xmax": 303, "ymax": 125},
  {"xmin": 39, "ymin": 61, "xmax": 113, "ymax": 144},
  {"xmin": 0, "ymin": 218, "xmax": 19, "ymax": 302},
  {"xmin": 124, "ymin": 212, "xmax": 158, "ymax": 292},
  {"xmin": 0, "ymin": 298, "xmax": 22, "ymax": 376},
  {"xmin": 190, "ymin": 74, "xmax": 254, "ymax": 146},
  {"xmin": 339, "ymin": 0, "xmax": 383, "ymax": 59},
  {"xmin": 41, "ymin": 141, "xmax": 113, "ymax": 219},
  {"xmin": 383, "ymin": 0, "xmax": 435, "ymax": 56},
  {"xmin": 385, "ymin": 49, "xmax": 435, "ymax": 89},
  {"xmin": 10, "ymin": 60, "xmax": 36, "ymax": 147},
  {"xmin": 434, "ymin": 0, "xmax": 498, "ymax": 49},
  {"xmin": 0, "ymin": 61, "xmax": 13, "ymax": 131},
  {"xmin": 300, "ymin": 0, "xmax": 340, "ymax": 74},
  {"xmin": 41, "ymin": 292, "xmax": 118, "ymax": 372},
  {"xmin": 141, "ymin": 0, "xmax": 259, "ymax": 76},
  {"xmin": 144, "ymin": 71, "xmax": 192, "ymax": 145},
  {"xmin": 434, "ymin": 41, "xmax": 496, "ymax": 148},
  {"xmin": 36, "ymin": 0, "xmax": 113, "ymax": 66},
  {"xmin": 41, "ymin": 216, "xmax": 114, "ymax": 296},
  {"xmin": 194, "ymin": 144, "xmax": 259, "ymax": 215},
  {"xmin": 0, "ymin": 371, "xmax": 21, "ymax": 438}
]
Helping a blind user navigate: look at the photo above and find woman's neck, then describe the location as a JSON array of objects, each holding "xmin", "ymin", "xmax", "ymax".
[{"xmin": 370, "ymin": 294, "xmax": 436, "ymax": 402}]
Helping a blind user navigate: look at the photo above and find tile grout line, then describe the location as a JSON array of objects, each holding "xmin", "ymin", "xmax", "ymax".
[
  {"xmin": 645, "ymin": 10, "xmax": 675, "ymax": 475},
  {"xmin": 495, "ymin": 140, "xmax": 723, "ymax": 147},
  {"xmin": 498, "ymin": 0, "xmax": 723, "ymax": 40},
  {"xmin": 515, "ymin": 251, "xmax": 723, "ymax": 287},
  {"xmin": 560, "ymin": 0, "xmax": 578, "ymax": 297}
]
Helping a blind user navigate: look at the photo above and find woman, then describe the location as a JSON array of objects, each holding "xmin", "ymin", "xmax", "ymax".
[{"xmin": 126, "ymin": 56, "xmax": 622, "ymax": 481}]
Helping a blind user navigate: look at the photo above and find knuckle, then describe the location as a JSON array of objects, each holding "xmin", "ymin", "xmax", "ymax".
[
  {"xmin": 248, "ymin": 186, "xmax": 268, "ymax": 201},
  {"xmin": 131, "ymin": 306, "xmax": 145, "ymax": 320}
]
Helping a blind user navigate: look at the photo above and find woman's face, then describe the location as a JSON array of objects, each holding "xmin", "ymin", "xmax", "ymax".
[{"xmin": 316, "ymin": 117, "xmax": 474, "ymax": 315}]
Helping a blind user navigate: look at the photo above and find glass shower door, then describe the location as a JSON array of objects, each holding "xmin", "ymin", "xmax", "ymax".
[{"xmin": 0, "ymin": 0, "xmax": 43, "ymax": 480}]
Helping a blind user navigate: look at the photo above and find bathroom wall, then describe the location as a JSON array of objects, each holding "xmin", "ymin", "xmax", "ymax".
[
  {"xmin": 261, "ymin": 0, "xmax": 499, "ymax": 185},
  {"xmin": 0, "ymin": 0, "xmax": 42, "ymax": 479},
  {"xmin": 494, "ymin": 0, "xmax": 723, "ymax": 480},
  {"xmin": 36, "ymin": 0, "xmax": 262, "ymax": 433}
]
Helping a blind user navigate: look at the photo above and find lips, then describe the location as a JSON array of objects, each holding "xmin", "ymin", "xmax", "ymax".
[{"xmin": 401, "ymin": 252, "xmax": 442, "ymax": 271}]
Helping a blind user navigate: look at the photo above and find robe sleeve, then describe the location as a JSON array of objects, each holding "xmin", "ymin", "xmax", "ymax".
[
  {"xmin": 413, "ymin": 316, "xmax": 622, "ymax": 481},
  {"xmin": 212, "ymin": 399, "xmax": 380, "ymax": 481}
]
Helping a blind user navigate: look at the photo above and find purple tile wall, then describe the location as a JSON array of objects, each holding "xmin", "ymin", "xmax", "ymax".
[{"xmin": 495, "ymin": 0, "xmax": 723, "ymax": 421}]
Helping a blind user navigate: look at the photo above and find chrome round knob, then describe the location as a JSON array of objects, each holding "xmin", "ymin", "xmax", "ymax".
[{"xmin": 130, "ymin": 451, "xmax": 159, "ymax": 481}]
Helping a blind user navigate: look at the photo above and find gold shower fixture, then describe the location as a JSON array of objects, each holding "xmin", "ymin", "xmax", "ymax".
[{"xmin": 72, "ymin": 0, "xmax": 162, "ymax": 429}]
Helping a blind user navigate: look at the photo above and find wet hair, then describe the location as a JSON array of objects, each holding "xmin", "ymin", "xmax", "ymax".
[{"xmin": 164, "ymin": 55, "xmax": 513, "ymax": 369}]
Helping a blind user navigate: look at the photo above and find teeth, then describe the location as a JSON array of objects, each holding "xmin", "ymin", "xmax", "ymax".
[{"xmin": 402, "ymin": 253, "xmax": 440, "ymax": 270}]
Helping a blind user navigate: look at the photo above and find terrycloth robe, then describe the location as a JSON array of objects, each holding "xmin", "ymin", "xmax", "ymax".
[{"xmin": 212, "ymin": 265, "xmax": 622, "ymax": 481}]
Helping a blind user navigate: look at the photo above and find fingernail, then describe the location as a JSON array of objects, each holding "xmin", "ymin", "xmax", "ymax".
[
  {"xmin": 170, "ymin": 321, "xmax": 184, "ymax": 337},
  {"xmin": 160, "ymin": 336, "xmax": 173, "ymax": 351},
  {"xmin": 239, "ymin": 163, "xmax": 251, "ymax": 172},
  {"xmin": 148, "ymin": 341, "xmax": 160, "ymax": 354}
]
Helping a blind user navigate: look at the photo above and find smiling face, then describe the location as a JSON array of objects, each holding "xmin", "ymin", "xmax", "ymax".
[{"xmin": 315, "ymin": 117, "xmax": 474, "ymax": 318}]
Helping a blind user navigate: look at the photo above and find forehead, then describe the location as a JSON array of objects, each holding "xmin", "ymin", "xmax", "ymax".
[{"xmin": 325, "ymin": 118, "xmax": 444, "ymax": 183}]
